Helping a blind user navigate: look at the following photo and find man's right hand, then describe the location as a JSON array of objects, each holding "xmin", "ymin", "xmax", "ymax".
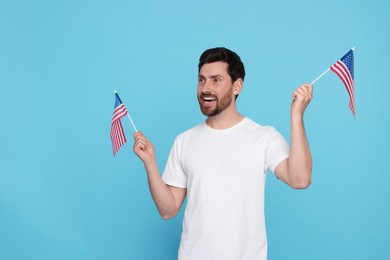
[{"xmin": 133, "ymin": 132, "xmax": 156, "ymax": 165}]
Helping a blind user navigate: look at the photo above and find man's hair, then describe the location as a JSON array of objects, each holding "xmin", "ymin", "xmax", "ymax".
[{"xmin": 198, "ymin": 47, "xmax": 245, "ymax": 83}]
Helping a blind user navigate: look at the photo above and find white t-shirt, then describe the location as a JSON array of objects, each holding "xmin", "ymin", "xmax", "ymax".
[{"xmin": 162, "ymin": 117, "xmax": 289, "ymax": 260}]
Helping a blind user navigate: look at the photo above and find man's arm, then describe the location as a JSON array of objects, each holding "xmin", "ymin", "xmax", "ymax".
[
  {"xmin": 274, "ymin": 83, "xmax": 313, "ymax": 189},
  {"xmin": 133, "ymin": 132, "xmax": 187, "ymax": 219}
]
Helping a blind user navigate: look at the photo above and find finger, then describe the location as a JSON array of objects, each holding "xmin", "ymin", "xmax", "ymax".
[
  {"xmin": 294, "ymin": 85, "xmax": 312, "ymax": 100},
  {"xmin": 301, "ymin": 84, "xmax": 313, "ymax": 94},
  {"xmin": 300, "ymin": 83, "xmax": 313, "ymax": 96},
  {"xmin": 292, "ymin": 88, "xmax": 307, "ymax": 101},
  {"xmin": 307, "ymin": 84, "xmax": 313, "ymax": 96},
  {"xmin": 134, "ymin": 134, "xmax": 150, "ymax": 146},
  {"xmin": 137, "ymin": 137, "xmax": 148, "ymax": 146},
  {"xmin": 296, "ymin": 88, "xmax": 311, "ymax": 99},
  {"xmin": 133, "ymin": 131, "xmax": 144, "ymax": 140},
  {"xmin": 134, "ymin": 140, "xmax": 147, "ymax": 152},
  {"xmin": 134, "ymin": 135, "xmax": 144, "ymax": 143}
]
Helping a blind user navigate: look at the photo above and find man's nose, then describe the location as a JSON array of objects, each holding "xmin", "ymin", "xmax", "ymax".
[{"xmin": 200, "ymin": 80, "xmax": 212, "ymax": 94}]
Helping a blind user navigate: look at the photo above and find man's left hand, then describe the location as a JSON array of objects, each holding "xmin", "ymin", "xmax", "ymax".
[{"xmin": 291, "ymin": 83, "xmax": 313, "ymax": 117}]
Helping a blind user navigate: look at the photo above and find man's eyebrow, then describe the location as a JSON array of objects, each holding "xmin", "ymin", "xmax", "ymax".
[{"xmin": 198, "ymin": 74, "xmax": 223, "ymax": 79}]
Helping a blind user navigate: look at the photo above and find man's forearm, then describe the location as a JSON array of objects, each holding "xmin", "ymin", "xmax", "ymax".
[
  {"xmin": 288, "ymin": 114, "xmax": 312, "ymax": 189},
  {"xmin": 143, "ymin": 159, "xmax": 179, "ymax": 219}
]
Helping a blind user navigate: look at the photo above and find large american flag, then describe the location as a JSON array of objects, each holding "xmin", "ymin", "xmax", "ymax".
[
  {"xmin": 111, "ymin": 92, "xmax": 128, "ymax": 156},
  {"xmin": 330, "ymin": 49, "xmax": 355, "ymax": 117}
]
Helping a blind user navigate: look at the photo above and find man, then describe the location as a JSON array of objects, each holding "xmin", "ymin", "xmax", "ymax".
[{"xmin": 133, "ymin": 47, "xmax": 312, "ymax": 260}]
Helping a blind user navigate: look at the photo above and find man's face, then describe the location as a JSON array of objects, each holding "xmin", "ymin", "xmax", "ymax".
[{"xmin": 197, "ymin": 61, "xmax": 235, "ymax": 117}]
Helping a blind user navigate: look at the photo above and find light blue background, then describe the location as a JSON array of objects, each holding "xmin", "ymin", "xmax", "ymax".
[{"xmin": 1, "ymin": 0, "xmax": 389, "ymax": 259}]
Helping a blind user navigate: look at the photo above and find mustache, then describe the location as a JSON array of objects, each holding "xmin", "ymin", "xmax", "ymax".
[{"xmin": 200, "ymin": 92, "xmax": 217, "ymax": 99}]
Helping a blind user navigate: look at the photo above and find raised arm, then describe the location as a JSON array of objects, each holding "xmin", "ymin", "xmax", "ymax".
[
  {"xmin": 133, "ymin": 132, "xmax": 187, "ymax": 219},
  {"xmin": 275, "ymin": 83, "xmax": 313, "ymax": 189}
]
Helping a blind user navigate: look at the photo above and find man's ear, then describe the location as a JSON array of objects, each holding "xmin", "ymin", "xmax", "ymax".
[{"xmin": 233, "ymin": 78, "xmax": 243, "ymax": 95}]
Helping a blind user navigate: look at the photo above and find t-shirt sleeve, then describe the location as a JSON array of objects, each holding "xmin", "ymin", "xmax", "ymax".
[
  {"xmin": 162, "ymin": 137, "xmax": 187, "ymax": 188},
  {"xmin": 265, "ymin": 127, "xmax": 289, "ymax": 173}
]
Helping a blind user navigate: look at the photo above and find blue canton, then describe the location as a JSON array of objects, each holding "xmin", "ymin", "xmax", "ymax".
[
  {"xmin": 114, "ymin": 93, "xmax": 123, "ymax": 109},
  {"xmin": 341, "ymin": 50, "xmax": 354, "ymax": 79}
]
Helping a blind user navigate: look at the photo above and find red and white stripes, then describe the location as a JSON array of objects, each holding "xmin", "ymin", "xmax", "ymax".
[
  {"xmin": 111, "ymin": 103, "xmax": 128, "ymax": 156},
  {"xmin": 330, "ymin": 60, "xmax": 355, "ymax": 117}
]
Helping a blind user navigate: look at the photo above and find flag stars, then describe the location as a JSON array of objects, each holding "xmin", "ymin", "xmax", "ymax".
[{"xmin": 341, "ymin": 50, "xmax": 354, "ymax": 79}]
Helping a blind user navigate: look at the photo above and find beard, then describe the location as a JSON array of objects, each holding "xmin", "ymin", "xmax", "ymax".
[{"xmin": 198, "ymin": 88, "xmax": 234, "ymax": 117}]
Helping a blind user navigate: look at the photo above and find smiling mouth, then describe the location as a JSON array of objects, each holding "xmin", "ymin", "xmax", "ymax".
[
  {"xmin": 201, "ymin": 93, "xmax": 217, "ymax": 103},
  {"xmin": 203, "ymin": 97, "xmax": 216, "ymax": 102}
]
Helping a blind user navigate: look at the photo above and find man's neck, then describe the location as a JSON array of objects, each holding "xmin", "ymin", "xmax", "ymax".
[{"xmin": 205, "ymin": 110, "xmax": 245, "ymax": 130}]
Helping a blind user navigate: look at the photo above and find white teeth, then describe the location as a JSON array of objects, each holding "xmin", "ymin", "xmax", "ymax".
[{"xmin": 204, "ymin": 97, "xmax": 216, "ymax": 101}]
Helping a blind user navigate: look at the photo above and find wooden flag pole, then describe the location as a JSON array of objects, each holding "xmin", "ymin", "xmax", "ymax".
[{"xmin": 114, "ymin": 89, "xmax": 138, "ymax": 132}]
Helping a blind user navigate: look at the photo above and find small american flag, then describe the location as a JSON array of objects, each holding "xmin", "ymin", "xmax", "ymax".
[
  {"xmin": 330, "ymin": 49, "xmax": 355, "ymax": 117},
  {"xmin": 111, "ymin": 92, "xmax": 128, "ymax": 156}
]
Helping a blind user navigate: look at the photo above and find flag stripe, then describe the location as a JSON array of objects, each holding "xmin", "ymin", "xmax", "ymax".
[
  {"xmin": 332, "ymin": 65, "xmax": 355, "ymax": 115},
  {"xmin": 331, "ymin": 63, "xmax": 354, "ymax": 104},
  {"xmin": 333, "ymin": 62, "xmax": 353, "ymax": 95},
  {"xmin": 112, "ymin": 104, "xmax": 128, "ymax": 123},
  {"xmin": 111, "ymin": 93, "xmax": 129, "ymax": 155},
  {"xmin": 334, "ymin": 62, "xmax": 354, "ymax": 100},
  {"xmin": 111, "ymin": 120, "xmax": 127, "ymax": 155},
  {"xmin": 113, "ymin": 122, "xmax": 124, "ymax": 153}
]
